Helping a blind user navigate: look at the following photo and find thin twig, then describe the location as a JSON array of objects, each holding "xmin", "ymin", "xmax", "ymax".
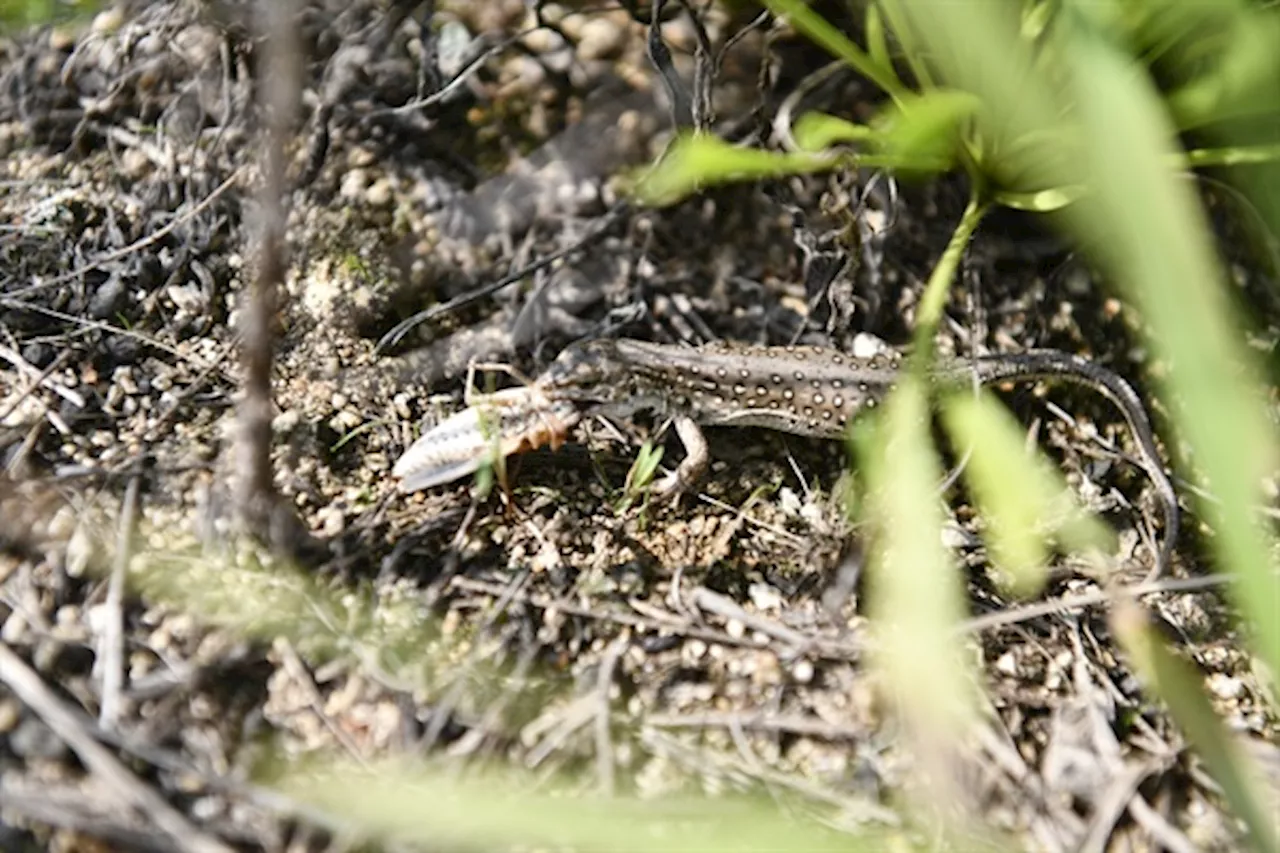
[
  {"xmin": 0, "ymin": 642, "xmax": 234, "ymax": 853},
  {"xmin": 595, "ymin": 632, "xmax": 629, "ymax": 795},
  {"xmin": 450, "ymin": 576, "xmax": 862, "ymax": 659},
  {"xmin": 646, "ymin": 710, "xmax": 864, "ymax": 740},
  {"xmin": 0, "ymin": 298, "xmax": 228, "ymax": 377},
  {"xmin": 688, "ymin": 586, "xmax": 809, "ymax": 649},
  {"xmin": 235, "ymin": 0, "xmax": 299, "ymax": 536},
  {"xmin": 960, "ymin": 574, "xmax": 1230, "ymax": 634},
  {"xmin": 97, "ymin": 474, "xmax": 139, "ymax": 727},
  {"xmin": 0, "ymin": 343, "xmax": 83, "ymax": 410},
  {"xmin": 374, "ymin": 203, "xmax": 628, "ymax": 354}
]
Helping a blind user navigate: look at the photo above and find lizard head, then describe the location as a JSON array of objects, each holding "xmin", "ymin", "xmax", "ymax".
[{"xmin": 540, "ymin": 338, "xmax": 625, "ymax": 404}]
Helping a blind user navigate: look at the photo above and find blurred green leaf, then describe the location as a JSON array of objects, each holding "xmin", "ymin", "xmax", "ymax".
[
  {"xmin": 874, "ymin": 0, "xmax": 934, "ymax": 90},
  {"xmin": 618, "ymin": 440, "xmax": 664, "ymax": 512},
  {"xmin": 1056, "ymin": 9, "xmax": 1280, "ymax": 672},
  {"xmin": 913, "ymin": 196, "xmax": 988, "ymax": 344},
  {"xmin": 942, "ymin": 390, "xmax": 1115, "ymax": 597},
  {"xmin": 864, "ymin": 3, "xmax": 894, "ymax": 82},
  {"xmin": 888, "ymin": 0, "xmax": 1280, "ymax": 680},
  {"xmin": 284, "ymin": 759, "xmax": 870, "ymax": 853},
  {"xmin": 1020, "ymin": 0, "xmax": 1056, "ymax": 42},
  {"xmin": 1183, "ymin": 143, "xmax": 1280, "ymax": 169},
  {"xmin": 1167, "ymin": 10, "xmax": 1280, "ymax": 129},
  {"xmin": 629, "ymin": 133, "xmax": 836, "ymax": 207},
  {"xmin": 1114, "ymin": 601, "xmax": 1279, "ymax": 853},
  {"xmin": 763, "ymin": 0, "xmax": 903, "ymax": 102},
  {"xmin": 874, "ymin": 90, "xmax": 983, "ymax": 174},
  {"xmin": 855, "ymin": 376, "xmax": 976, "ymax": 807},
  {"xmin": 991, "ymin": 184, "xmax": 1087, "ymax": 212},
  {"xmin": 132, "ymin": 539, "xmax": 438, "ymax": 670},
  {"xmin": 0, "ymin": 0, "xmax": 97, "ymax": 27},
  {"xmin": 792, "ymin": 112, "xmax": 877, "ymax": 152}
]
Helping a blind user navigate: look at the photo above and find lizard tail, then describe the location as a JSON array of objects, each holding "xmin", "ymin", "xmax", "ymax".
[{"xmin": 948, "ymin": 351, "xmax": 1178, "ymax": 577}]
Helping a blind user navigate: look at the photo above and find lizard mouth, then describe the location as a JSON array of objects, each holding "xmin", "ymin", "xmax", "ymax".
[{"xmin": 542, "ymin": 340, "xmax": 623, "ymax": 399}]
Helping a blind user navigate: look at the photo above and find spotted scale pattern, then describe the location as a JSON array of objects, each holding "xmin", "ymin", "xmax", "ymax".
[
  {"xmin": 544, "ymin": 338, "xmax": 905, "ymax": 438},
  {"xmin": 621, "ymin": 339, "xmax": 903, "ymax": 437}
]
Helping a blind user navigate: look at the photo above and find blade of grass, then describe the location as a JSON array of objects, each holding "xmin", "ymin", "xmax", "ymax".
[
  {"xmin": 1058, "ymin": 12, "xmax": 1280, "ymax": 671},
  {"xmin": 897, "ymin": 0, "xmax": 1280, "ymax": 680},
  {"xmin": 763, "ymin": 0, "xmax": 905, "ymax": 103},
  {"xmin": 1114, "ymin": 600, "xmax": 1279, "ymax": 853},
  {"xmin": 282, "ymin": 758, "xmax": 877, "ymax": 853},
  {"xmin": 854, "ymin": 376, "xmax": 976, "ymax": 814},
  {"xmin": 942, "ymin": 389, "xmax": 1115, "ymax": 597},
  {"xmin": 630, "ymin": 134, "xmax": 836, "ymax": 206},
  {"xmin": 913, "ymin": 195, "xmax": 988, "ymax": 351}
]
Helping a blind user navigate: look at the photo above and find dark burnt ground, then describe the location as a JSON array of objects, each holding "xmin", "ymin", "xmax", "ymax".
[{"xmin": 0, "ymin": 2, "xmax": 1276, "ymax": 851}]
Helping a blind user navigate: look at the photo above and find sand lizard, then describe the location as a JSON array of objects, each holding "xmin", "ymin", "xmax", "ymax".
[{"xmin": 394, "ymin": 338, "xmax": 1178, "ymax": 573}]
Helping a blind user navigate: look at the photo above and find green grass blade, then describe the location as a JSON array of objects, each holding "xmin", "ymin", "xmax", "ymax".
[
  {"xmin": 282, "ymin": 759, "xmax": 876, "ymax": 853},
  {"xmin": 875, "ymin": 90, "xmax": 983, "ymax": 174},
  {"xmin": 763, "ymin": 0, "xmax": 904, "ymax": 102},
  {"xmin": 896, "ymin": 0, "xmax": 1280, "ymax": 682},
  {"xmin": 792, "ymin": 112, "xmax": 878, "ymax": 151},
  {"xmin": 629, "ymin": 134, "xmax": 835, "ymax": 206},
  {"xmin": 1058, "ymin": 14, "xmax": 1280, "ymax": 672},
  {"xmin": 1114, "ymin": 602, "xmax": 1280, "ymax": 853},
  {"xmin": 942, "ymin": 390, "xmax": 1115, "ymax": 597},
  {"xmin": 854, "ymin": 377, "xmax": 977, "ymax": 810}
]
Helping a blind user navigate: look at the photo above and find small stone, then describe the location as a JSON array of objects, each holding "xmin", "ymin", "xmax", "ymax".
[
  {"xmin": 521, "ymin": 26, "xmax": 566, "ymax": 55},
  {"xmin": 120, "ymin": 147, "xmax": 152, "ymax": 179},
  {"xmin": 365, "ymin": 178, "xmax": 393, "ymax": 208},
  {"xmin": 791, "ymin": 659, "xmax": 814, "ymax": 684},
  {"xmin": 273, "ymin": 410, "xmax": 299, "ymax": 432},
  {"xmin": 339, "ymin": 168, "xmax": 369, "ymax": 202},
  {"xmin": 347, "ymin": 147, "xmax": 376, "ymax": 168},
  {"xmin": 748, "ymin": 582, "xmax": 782, "ymax": 612},
  {"xmin": 105, "ymin": 383, "xmax": 125, "ymax": 409},
  {"xmin": 89, "ymin": 275, "xmax": 127, "ymax": 319},
  {"xmin": 1206, "ymin": 673, "xmax": 1244, "ymax": 700},
  {"xmin": 851, "ymin": 333, "xmax": 891, "ymax": 359},
  {"xmin": 319, "ymin": 507, "xmax": 345, "ymax": 537},
  {"xmin": 995, "ymin": 650, "xmax": 1019, "ymax": 676},
  {"xmin": 21, "ymin": 341, "xmax": 54, "ymax": 369},
  {"xmin": 940, "ymin": 520, "xmax": 969, "ymax": 549},
  {"xmin": 576, "ymin": 17, "xmax": 628, "ymax": 60},
  {"xmin": 48, "ymin": 27, "xmax": 75, "ymax": 51},
  {"xmin": 10, "ymin": 717, "xmax": 64, "ymax": 760},
  {"xmin": 166, "ymin": 282, "xmax": 207, "ymax": 313},
  {"xmin": 1, "ymin": 611, "xmax": 28, "ymax": 644},
  {"xmin": 66, "ymin": 525, "xmax": 94, "ymax": 578},
  {"xmin": 0, "ymin": 698, "xmax": 21, "ymax": 733},
  {"xmin": 114, "ymin": 366, "xmax": 138, "ymax": 395}
]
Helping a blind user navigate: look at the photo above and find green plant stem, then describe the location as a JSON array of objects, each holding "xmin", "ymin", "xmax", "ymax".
[{"xmin": 912, "ymin": 194, "xmax": 990, "ymax": 362}]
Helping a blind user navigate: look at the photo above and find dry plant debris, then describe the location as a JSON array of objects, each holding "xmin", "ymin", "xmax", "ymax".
[{"xmin": 0, "ymin": 2, "xmax": 1275, "ymax": 851}]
